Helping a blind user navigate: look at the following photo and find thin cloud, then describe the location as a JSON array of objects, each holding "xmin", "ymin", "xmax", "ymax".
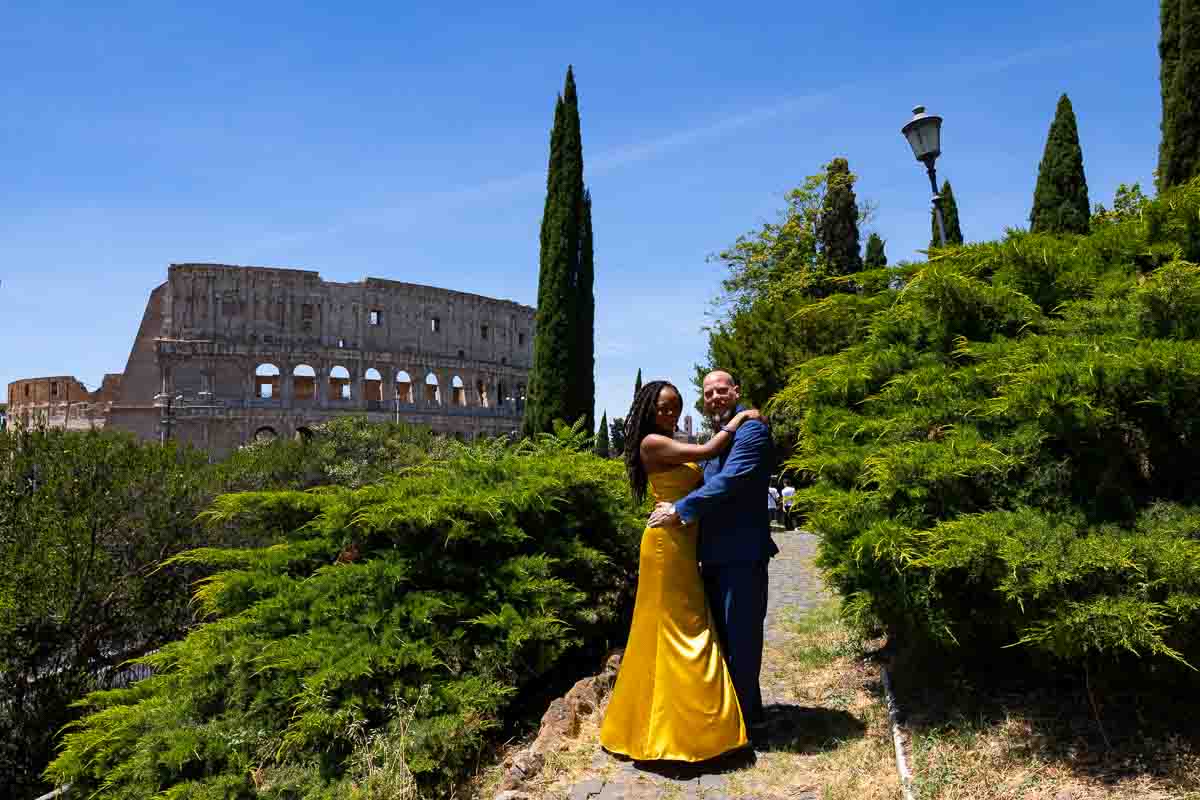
[{"xmin": 247, "ymin": 36, "xmax": 1107, "ymax": 255}]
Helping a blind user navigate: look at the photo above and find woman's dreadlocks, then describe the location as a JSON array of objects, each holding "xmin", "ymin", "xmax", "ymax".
[{"xmin": 624, "ymin": 380, "xmax": 677, "ymax": 505}]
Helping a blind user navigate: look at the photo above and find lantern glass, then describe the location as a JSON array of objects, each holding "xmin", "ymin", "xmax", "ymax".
[{"xmin": 901, "ymin": 105, "xmax": 942, "ymax": 162}]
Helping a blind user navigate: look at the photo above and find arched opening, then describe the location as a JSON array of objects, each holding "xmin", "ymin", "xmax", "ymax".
[
  {"xmin": 516, "ymin": 383, "xmax": 527, "ymax": 410},
  {"xmin": 293, "ymin": 364, "xmax": 316, "ymax": 401},
  {"xmin": 330, "ymin": 365, "xmax": 351, "ymax": 401},
  {"xmin": 424, "ymin": 373, "xmax": 441, "ymax": 405},
  {"xmin": 255, "ymin": 363, "xmax": 280, "ymax": 399},
  {"xmin": 294, "ymin": 426, "xmax": 314, "ymax": 442},
  {"xmin": 451, "ymin": 375, "xmax": 466, "ymax": 406},
  {"xmin": 498, "ymin": 380, "xmax": 508, "ymax": 408},
  {"xmin": 476, "ymin": 379, "xmax": 490, "ymax": 408},
  {"xmin": 253, "ymin": 426, "xmax": 277, "ymax": 442},
  {"xmin": 364, "ymin": 368, "xmax": 383, "ymax": 405},
  {"xmin": 395, "ymin": 370, "xmax": 413, "ymax": 404}
]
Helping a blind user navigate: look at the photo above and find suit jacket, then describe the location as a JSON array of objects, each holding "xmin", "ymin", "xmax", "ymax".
[{"xmin": 675, "ymin": 411, "xmax": 779, "ymax": 565}]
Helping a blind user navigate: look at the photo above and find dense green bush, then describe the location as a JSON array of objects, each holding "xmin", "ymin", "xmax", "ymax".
[
  {"xmin": 0, "ymin": 418, "xmax": 445, "ymax": 799},
  {"xmin": 45, "ymin": 429, "xmax": 641, "ymax": 798},
  {"xmin": 769, "ymin": 178, "xmax": 1200, "ymax": 669}
]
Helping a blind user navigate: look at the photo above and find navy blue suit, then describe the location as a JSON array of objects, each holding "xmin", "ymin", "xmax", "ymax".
[{"xmin": 674, "ymin": 411, "xmax": 777, "ymax": 727}]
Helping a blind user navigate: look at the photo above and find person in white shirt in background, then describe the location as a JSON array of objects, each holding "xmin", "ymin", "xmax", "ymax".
[
  {"xmin": 780, "ymin": 478, "xmax": 796, "ymax": 531},
  {"xmin": 767, "ymin": 484, "xmax": 780, "ymax": 526}
]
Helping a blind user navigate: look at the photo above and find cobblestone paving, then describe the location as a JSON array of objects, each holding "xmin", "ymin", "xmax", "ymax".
[{"xmin": 564, "ymin": 528, "xmax": 827, "ymax": 800}]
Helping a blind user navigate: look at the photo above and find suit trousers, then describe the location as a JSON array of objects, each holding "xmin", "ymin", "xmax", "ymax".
[{"xmin": 701, "ymin": 560, "xmax": 768, "ymax": 727}]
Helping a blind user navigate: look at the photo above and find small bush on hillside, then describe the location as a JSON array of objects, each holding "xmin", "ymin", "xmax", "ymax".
[
  {"xmin": 46, "ymin": 431, "xmax": 641, "ymax": 799},
  {"xmin": 768, "ymin": 178, "xmax": 1200, "ymax": 670}
]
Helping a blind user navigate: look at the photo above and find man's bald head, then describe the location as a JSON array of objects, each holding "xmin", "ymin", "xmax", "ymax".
[{"xmin": 702, "ymin": 370, "xmax": 741, "ymax": 423}]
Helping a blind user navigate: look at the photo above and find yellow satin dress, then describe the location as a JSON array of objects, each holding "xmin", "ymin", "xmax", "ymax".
[{"xmin": 600, "ymin": 463, "xmax": 748, "ymax": 762}]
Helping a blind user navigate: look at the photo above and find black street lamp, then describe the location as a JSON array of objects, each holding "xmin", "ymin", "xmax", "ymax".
[{"xmin": 901, "ymin": 105, "xmax": 948, "ymax": 247}]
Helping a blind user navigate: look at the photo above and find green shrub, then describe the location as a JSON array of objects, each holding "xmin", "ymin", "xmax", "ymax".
[
  {"xmin": 0, "ymin": 418, "xmax": 444, "ymax": 799},
  {"xmin": 770, "ymin": 177, "xmax": 1200, "ymax": 669},
  {"xmin": 45, "ymin": 433, "xmax": 641, "ymax": 798}
]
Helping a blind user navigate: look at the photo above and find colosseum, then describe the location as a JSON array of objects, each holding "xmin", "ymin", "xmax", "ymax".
[{"xmin": 6, "ymin": 263, "xmax": 535, "ymax": 456}]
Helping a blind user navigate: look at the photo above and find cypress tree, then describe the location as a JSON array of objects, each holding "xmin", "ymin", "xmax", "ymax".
[
  {"xmin": 817, "ymin": 157, "xmax": 863, "ymax": 277},
  {"xmin": 525, "ymin": 66, "xmax": 594, "ymax": 436},
  {"xmin": 594, "ymin": 410, "xmax": 610, "ymax": 457},
  {"xmin": 864, "ymin": 233, "xmax": 888, "ymax": 268},
  {"xmin": 634, "ymin": 368, "xmax": 642, "ymax": 398},
  {"xmin": 1159, "ymin": 0, "xmax": 1200, "ymax": 191},
  {"xmin": 610, "ymin": 415, "xmax": 627, "ymax": 457},
  {"xmin": 931, "ymin": 180, "xmax": 964, "ymax": 248},
  {"xmin": 1030, "ymin": 94, "xmax": 1091, "ymax": 235}
]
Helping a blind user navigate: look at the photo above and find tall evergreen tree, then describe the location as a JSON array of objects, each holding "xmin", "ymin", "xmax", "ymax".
[
  {"xmin": 525, "ymin": 66, "xmax": 595, "ymax": 436},
  {"xmin": 1030, "ymin": 94, "xmax": 1091, "ymax": 235},
  {"xmin": 594, "ymin": 410, "xmax": 610, "ymax": 457},
  {"xmin": 864, "ymin": 233, "xmax": 888, "ymax": 268},
  {"xmin": 634, "ymin": 368, "xmax": 642, "ymax": 398},
  {"xmin": 1159, "ymin": 0, "xmax": 1200, "ymax": 191},
  {"xmin": 931, "ymin": 180, "xmax": 964, "ymax": 248},
  {"xmin": 817, "ymin": 157, "xmax": 863, "ymax": 277},
  {"xmin": 610, "ymin": 415, "xmax": 627, "ymax": 458}
]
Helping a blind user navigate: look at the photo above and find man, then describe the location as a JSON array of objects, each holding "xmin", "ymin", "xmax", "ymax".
[
  {"xmin": 648, "ymin": 370, "xmax": 778, "ymax": 740},
  {"xmin": 780, "ymin": 478, "xmax": 796, "ymax": 531}
]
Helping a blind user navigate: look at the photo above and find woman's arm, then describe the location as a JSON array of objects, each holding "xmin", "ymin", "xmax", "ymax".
[{"xmin": 640, "ymin": 410, "xmax": 761, "ymax": 469}]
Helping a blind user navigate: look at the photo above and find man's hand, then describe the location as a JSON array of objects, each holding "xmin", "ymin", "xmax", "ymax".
[{"xmin": 648, "ymin": 502, "xmax": 681, "ymax": 528}]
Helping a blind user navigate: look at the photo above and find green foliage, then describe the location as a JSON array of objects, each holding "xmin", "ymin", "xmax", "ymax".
[
  {"xmin": 1159, "ymin": 0, "xmax": 1200, "ymax": 191},
  {"xmin": 594, "ymin": 411, "xmax": 610, "ymax": 457},
  {"xmin": 526, "ymin": 65, "xmax": 595, "ymax": 436},
  {"xmin": 609, "ymin": 415, "xmax": 627, "ymax": 458},
  {"xmin": 769, "ymin": 178, "xmax": 1200, "ymax": 670},
  {"xmin": 0, "ymin": 418, "xmax": 444, "ymax": 799},
  {"xmin": 47, "ymin": 436, "xmax": 641, "ymax": 799},
  {"xmin": 1030, "ymin": 93, "xmax": 1091, "ymax": 235},
  {"xmin": 1092, "ymin": 182, "xmax": 1150, "ymax": 228},
  {"xmin": 931, "ymin": 180, "xmax": 964, "ymax": 249},
  {"xmin": 864, "ymin": 233, "xmax": 887, "ymax": 269},
  {"xmin": 817, "ymin": 157, "xmax": 863, "ymax": 277},
  {"xmin": 0, "ymin": 428, "xmax": 214, "ymax": 798}
]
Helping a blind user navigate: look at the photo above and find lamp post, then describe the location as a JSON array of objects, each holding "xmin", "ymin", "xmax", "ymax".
[{"xmin": 901, "ymin": 105, "xmax": 948, "ymax": 247}]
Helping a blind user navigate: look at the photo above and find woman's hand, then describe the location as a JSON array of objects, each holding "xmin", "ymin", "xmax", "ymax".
[{"xmin": 727, "ymin": 408, "xmax": 762, "ymax": 431}]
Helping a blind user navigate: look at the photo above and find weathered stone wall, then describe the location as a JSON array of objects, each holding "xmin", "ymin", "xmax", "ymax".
[
  {"xmin": 6, "ymin": 374, "xmax": 119, "ymax": 431},
  {"xmin": 102, "ymin": 263, "xmax": 536, "ymax": 455}
]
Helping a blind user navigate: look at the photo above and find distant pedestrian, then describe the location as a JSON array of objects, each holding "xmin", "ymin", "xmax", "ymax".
[
  {"xmin": 767, "ymin": 484, "xmax": 779, "ymax": 525},
  {"xmin": 780, "ymin": 478, "xmax": 796, "ymax": 530}
]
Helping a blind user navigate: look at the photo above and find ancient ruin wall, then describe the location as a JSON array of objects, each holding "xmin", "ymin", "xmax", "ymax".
[
  {"xmin": 6, "ymin": 374, "xmax": 121, "ymax": 431},
  {"xmin": 109, "ymin": 263, "xmax": 536, "ymax": 454}
]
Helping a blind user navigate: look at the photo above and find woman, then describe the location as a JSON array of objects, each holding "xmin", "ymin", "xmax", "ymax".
[{"xmin": 600, "ymin": 380, "xmax": 760, "ymax": 762}]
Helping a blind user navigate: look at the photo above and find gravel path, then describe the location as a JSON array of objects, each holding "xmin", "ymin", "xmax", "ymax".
[{"xmin": 562, "ymin": 529, "xmax": 827, "ymax": 800}]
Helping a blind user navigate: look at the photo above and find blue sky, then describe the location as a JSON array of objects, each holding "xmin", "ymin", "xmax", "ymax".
[{"xmin": 0, "ymin": 1, "xmax": 1162, "ymax": 431}]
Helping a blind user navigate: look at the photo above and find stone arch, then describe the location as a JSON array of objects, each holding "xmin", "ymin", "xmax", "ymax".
[
  {"xmin": 424, "ymin": 372, "xmax": 441, "ymax": 405},
  {"xmin": 364, "ymin": 368, "xmax": 383, "ymax": 403},
  {"xmin": 330, "ymin": 365, "xmax": 351, "ymax": 401},
  {"xmin": 497, "ymin": 380, "xmax": 508, "ymax": 407},
  {"xmin": 451, "ymin": 375, "xmax": 466, "ymax": 406},
  {"xmin": 293, "ymin": 364, "xmax": 316, "ymax": 402},
  {"xmin": 476, "ymin": 378, "xmax": 490, "ymax": 408},
  {"xmin": 255, "ymin": 363, "xmax": 280, "ymax": 399},
  {"xmin": 395, "ymin": 370, "xmax": 413, "ymax": 404},
  {"xmin": 253, "ymin": 426, "xmax": 278, "ymax": 442}
]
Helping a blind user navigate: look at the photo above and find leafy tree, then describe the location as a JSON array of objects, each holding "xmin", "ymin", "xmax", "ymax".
[
  {"xmin": 864, "ymin": 233, "xmax": 888, "ymax": 268},
  {"xmin": 817, "ymin": 157, "xmax": 863, "ymax": 277},
  {"xmin": 1159, "ymin": 0, "xmax": 1200, "ymax": 191},
  {"xmin": 610, "ymin": 415, "xmax": 627, "ymax": 457},
  {"xmin": 526, "ymin": 66, "xmax": 595, "ymax": 436},
  {"xmin": 48, "ymin": 437, "xmax": 641, "ymax": 799},
  {"xmin": 594, "ymin": 410, "xmax": 610, "ymax": 457},
  {"xmin": 634, "ymin": 368, "xmax": 642, "ymax": 398},
  {"xmin": 1030, "ymin": 93, "xmax": 1091, "ymax": 235},
  {"xmin": 1093, "ymin": 182, "xmax": 1151, "ymax": 227},
  {"xmin": 931, "ymin": 180, "xmax": 964, "ymax": 248}
]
